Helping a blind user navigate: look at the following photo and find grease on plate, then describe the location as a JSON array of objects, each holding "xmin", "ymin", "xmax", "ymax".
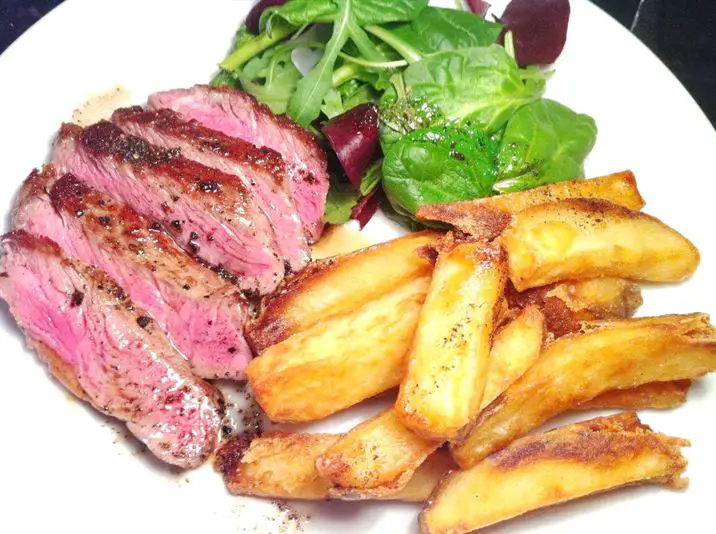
[
  {"xmin": 311, "ymin": 224, "xmax": 375, "ymax": 260},
  {"xmin": 71, "ymin": 86, "xmax": 132, "ymax": 126}
]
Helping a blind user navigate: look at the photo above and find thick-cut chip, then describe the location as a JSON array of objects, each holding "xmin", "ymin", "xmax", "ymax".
[
  {"xmin": 504, "ymin": 278, "xmax": 643, "ymax": 338},
  {"xmin": 397, "ymin": 242, "xmax": 507, "ymax": 441},
  {"xmin": 482, "ymin": 305, "xmax": 545, "ymax": 406},
  {"xmin": 547, "ymin": 278, "xmax": 643, "ymax": 320},
  {"xmin": 422, "ymin": 413, "xmax": 688, "ymax": 534},
  {"xmin": 578, "ymin": 380, "xmax": 691, "ymax": 411},
  {"xmin": 451, "ymin": 314, "xmax": 716, "ymax": 468},
  {"xmin": 317, "ymin": 305, "xmax": 543, "ymax": 498},
  {"xmin": 247, "ymin": 276, "xmax": 430, "ymax": 422},
  {"xmin": 217, "ymin": 433, "xmax": 339, "ymax": 500},
  {"xmin": 315, "ymin": 408, "xmax": 442, "ymax": 498},
  {"xmin": 216, "ymin": 432, "xmax": 454, "ymax": 501},
  {"xmin": 417, "ymin": 171, "xmax": 645, "ymax": 235},
  {"xmin": 501, "ymin": 198, "xmax": 700, "ymax": 291},
  {"xmin": 247, "ymin": 232, "xmax": 438, "ymax": 354},
  {"xmin": 507, "ymin": 278, "xmax": 643, "ymax": 321},
  {"xmin": 388, "ymin": 449, "xmax": 456, "ymax": 503},
  {"xmin": 584, "ymin": 313, "xmax": 710, "ymax": 333}
]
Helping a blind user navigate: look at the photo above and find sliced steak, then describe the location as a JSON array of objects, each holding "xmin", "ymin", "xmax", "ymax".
[
  {"xmin": 0, "ymin": 231, "xmax": 223, "ymax": 469},
  {"xmin": 112, "ymin": 106, "xmax": 309, "ymax": 272},
  {"xmin": 52, "ymin": 121, "xmax": 284, "ymax": 295},
  {"xmin": 13, "ymin": 165, "xmax": 252, "ymax": 380},
  {"xmin": 148, "ymin": 85, "xmax": 329, "ymax": 242}
]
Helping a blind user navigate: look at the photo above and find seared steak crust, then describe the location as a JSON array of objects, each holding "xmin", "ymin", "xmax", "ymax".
[
  {"xmin": 148, "ymin": 85, "xmax": 329, "ymax": 242},
  {"xmin": 0, "ymin": 231, "xmax": 223, "ymax": 468},
  {"xmin": 13, "ymin": 165, "xmax": 253, "ymax": 380},
  {"xmin": 112, "ymin": 106, "xmax": 309, "ymax": 272},
  {"xmin": 52, "ymin": 121, "xmax": 284, "ymax": 294}
]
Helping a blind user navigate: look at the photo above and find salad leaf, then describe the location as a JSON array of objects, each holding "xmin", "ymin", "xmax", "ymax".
[
  {"xmin": 494, "ymin": 99, "xmax": 597, "ymax": 193},
  {"xmin": 322, "ymin": 89, "xmax": 346, "ymax": 119},
  {"xmin": 466, "ymin": 0, "xmax": 490, "ymax": 17},
  {"xmin": 262, "ymin": 0, "xmax": 335, "ymax": 33},
  {"xmin": 288, "ymin": 0, "xmax": 352, "ymax": 126},
  {"xmin": 390, "ymin": 7, "xmax": 502, "ymax": 55},
  {"xmin": 347, "ymin": 16, "xmax": 389, "ymax": 61},
  {"xmin": 359, "ymin": 158, "xmax": 383, "ymax": 195},
  {"xmin": 237, "ymin": 46, "xmax": 302, "ymax": 114},
  {"xmin": 353, "ymin": 0, "xmax": 429, "ymax": 26},
  {"xmin": 212, "ymin": 26, "xmax": 255, "ymax": 86},
  {"xmin": 322, "ymin": 80, "xmax": 379, "ymax": 118},
  {"xmin": 342, "ymin": 80, "xmax": 379, "ymax": 109},
  {"xmin": 263, "ymin": 0, "xmax": 429, "ymax": 32},
  {"xmin": 247, "ymin": 0, "xmax": 290, "ymax": 34},
  {"xmin": 382, "ymin": 124, "xmax": 499, "ymax": 217},
  {"xmin": 379, "ymin": 74, "xmax": 445, "ymax": 152},
  {"xmin": 403, "ymin": 45, "xmax": 547, "ymax": 131},
  {"xmin": 501, "ymin": 0, "xmax": 571, "ymax": 66},
  {"xmin": 323, "ymin": 176, "xmax": 360, "ymax": 224},
  {"xmin": 382, "ymin": 200, "xmax": 430, "ymax": 231},
  {"xmin": 283, "ymin": 0, "xmax": 428, "ymax": 126}
]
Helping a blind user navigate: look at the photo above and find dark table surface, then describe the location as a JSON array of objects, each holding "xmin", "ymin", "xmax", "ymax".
[{"xmin": 1, "ymin": 0, "xmax": 715, "ymax": 125}]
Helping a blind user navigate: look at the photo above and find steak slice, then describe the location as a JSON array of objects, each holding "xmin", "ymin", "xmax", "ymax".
[
  {"xmin": 0, "ymin": 231, "xmax": 223, "ymax": 469},
  {"xmin": 112, "ymin": 106, "xmax": 309, "ymax": 273},
  {"xmin": 148, "ymin": 85, "xmax": 329, "ymax": 242},
  {"xmin": 13, "ymin": 165, "xmax": 253, "ymax": 380},
  {"xmin": 52, "ymin": 121, "xmax": 284, "ymax": 295}
]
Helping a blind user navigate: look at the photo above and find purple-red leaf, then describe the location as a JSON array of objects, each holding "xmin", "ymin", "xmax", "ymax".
[
  {"xmin": 466, "ymin": 0, "xmax": 491, "ymax": 17},
  {"xmin": 501, "ymin": 0, "xmax": 570, "ymax": 66},
  {"xmin": 246, "ymin": 0, "xmax": 289, "ymax": 34},
  {"xmin": 322, "ymin": 103, "xmax": 381, "ymax": 190},
  {"xmin": 351, "ymin": 188, "xmax": 383, "ymax": 229}
]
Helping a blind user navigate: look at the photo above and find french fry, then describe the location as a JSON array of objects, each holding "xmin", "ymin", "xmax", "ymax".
[
  {"xmin": 451, "ymin": 314, "xmax": 716, "ymax": 468},
  {"xmin": 247, "ymin": 231, "xmax": 438, "ymax": 354},
  {"xmin": 417, "ymin": 171, "xmax": 645, "ymax": 235},
  {"xmin": 503, "ymin": 278, "xmax": 643, "ymax": 337},
  {"xmin": 216, "ymin": 432, "xmax": 455, "ymax": 502},
  {"xmin": 317, "ymin": 306, "xmax": 544, "ymax": 498},
  {"xmin": 316, "ymin": 408, "xmax": 442, "ymax": 498},
  {"xmin": 387, "ymin": 449, "xmax": 457, "ymax": 503},
  {"xmin": 482, "ymin": 305, "xmax": 545, "ymax": 406},
  {"xmin": 217, "ymin": 432, "xmax": 338, "ymax": 500},
  {"xmin": 501, "ymin": 198, "xmax": 700, "ymax": 291},
  {"xmin": 396, "ymin": 242, "xmax": 507, "ymax": 440},
  {"xmin": 584, "ymin": 313, "xmax": 710, "ymax": 333},
  {"xmin": 549, "ymin": 278, "xmax": 643, "ymax": 320},
  {"xmin": 578, "ymin": 380, "xmax": 691, "ymax": 410},
  {"xmin": 248, "ymin": 276, "xmax": 430, "ymax": 422},
  {"xmin": 422, "ymin": 413, "xmax": 688, "ymax": 534},
  {"xmin": 507, "ymin": 278, "xmax": 643, "ymax": 321}
]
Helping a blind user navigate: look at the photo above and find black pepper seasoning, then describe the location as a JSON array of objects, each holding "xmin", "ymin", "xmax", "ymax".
[
  {"xmin": 70, "ymin": 291, "xmax": 84, "ymax": 307},
  {"xmin": 136, "ymin": 316, "xmax": 152, "ymax": 329}
]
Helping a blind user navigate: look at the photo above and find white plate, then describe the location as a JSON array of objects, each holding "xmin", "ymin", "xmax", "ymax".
[{"xmin": 0, "ymin": 1, "xmax": 715, "ymax": 533}]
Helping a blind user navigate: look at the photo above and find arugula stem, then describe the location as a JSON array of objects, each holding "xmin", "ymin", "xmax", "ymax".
[
  {"xmin": 504, "ymin": 31, "xmax": 516, "ymax": 61},
  {"xmin": 349, "ymin": 20, "xmax": 389, "ymax": 63},
  {"xmin": 211, "ymin": 70, "xmax": 236, "ymax": 88},
  {"xmin": 291, "ymin": 23, "xmax": 312, "ymax": 40},
  {"xmin": 337, "ymin": 53, "xmax": 408, "ymax": 69},
  {"xmin": 332, "ymin": 63, "xmax": 363, "ymax": 87},
  {"xmin": 364, "ymin": 25, "xmax": 423, "ymax": 64},
  {"xmin": 220, "ymin": 23, "xmax": 295, "ymax": 72}
]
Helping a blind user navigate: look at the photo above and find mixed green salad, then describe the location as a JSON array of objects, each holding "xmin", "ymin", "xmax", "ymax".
[{"xmin": 212, "ymin": 0, "xmax": 596, "ymax": 229}]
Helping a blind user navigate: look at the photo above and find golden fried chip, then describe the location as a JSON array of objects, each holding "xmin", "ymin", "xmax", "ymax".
[
  {"xmin": 423, "ymin": 413, "xmax": 688, "ymax": 534},
  {"xmin": 452, "ymin": 314, "xmax": 716, "ymax": 468},
  {"xmin": 501, "ymin": 199, "xmax": 699, "ymax": 291}
]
